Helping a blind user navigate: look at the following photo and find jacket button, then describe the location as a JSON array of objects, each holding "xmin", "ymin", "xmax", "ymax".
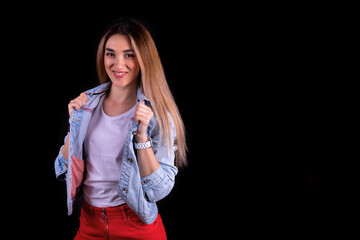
[
  {"xmin": 132, "ymin": 130, "xmax": 137, "ymax": 135},
  {"xmin": 127, "ymin": 158, "xmax": 133, "ymax": 163},
  {"xmin": 122, "ymin": 188, "xmax": 127, "ymax": 193},
  {"xmin": 142, "ymin": 180, "xmax": 150, "ymax": 185}
]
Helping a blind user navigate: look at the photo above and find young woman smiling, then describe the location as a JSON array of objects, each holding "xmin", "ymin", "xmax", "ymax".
[{"xmin": 55, "ymin": 18, "xmax": 187, "ymax": 240}]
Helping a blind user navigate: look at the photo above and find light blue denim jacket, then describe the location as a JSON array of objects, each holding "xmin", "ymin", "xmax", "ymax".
[{"xmin": 54, "ymin": 82, "xmax": 178, "ymax": 224}]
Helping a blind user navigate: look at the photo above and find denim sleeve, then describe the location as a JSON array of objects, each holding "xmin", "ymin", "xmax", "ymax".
[
  {"xmin": 140, "ymin": 114, "xmax": 178, "ymax": 203},
  {"xmin": 54, "ymin": 134, "xmax": 69, "ymax": 181}
]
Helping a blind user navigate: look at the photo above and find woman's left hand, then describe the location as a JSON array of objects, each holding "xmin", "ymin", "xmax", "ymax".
[{"xmin": 135, "ymin": 100, "xmax": 154, "ymax": 142}]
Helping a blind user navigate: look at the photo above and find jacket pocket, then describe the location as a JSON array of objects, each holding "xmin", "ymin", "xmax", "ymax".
[{"xmin": 70, "ymin": 155, "xmax": 84, "ymax": 199}]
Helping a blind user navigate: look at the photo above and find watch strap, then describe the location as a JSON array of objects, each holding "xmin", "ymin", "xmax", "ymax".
[{"xmin": 134, "ymin": 138, "xmax": 152, "ymax": 150}]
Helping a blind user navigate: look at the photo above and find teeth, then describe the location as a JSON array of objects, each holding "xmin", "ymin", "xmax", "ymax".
[{"xmin": 114, "ymin": 72, "xmax": 126, "ymax": 76}]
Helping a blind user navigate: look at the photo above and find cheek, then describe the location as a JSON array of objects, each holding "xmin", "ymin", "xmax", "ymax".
[
  {"xmin": 129, "ymin": 60, "xmax": 140, "ymax": 73},
  {"xmin": 104, "ymin": 58, "xmax": 113, "ymax": 70}
]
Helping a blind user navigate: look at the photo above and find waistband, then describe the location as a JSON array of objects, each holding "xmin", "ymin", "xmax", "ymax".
[{"xmin": 82, "ymin": 200, "xmax": 133, "ymax": 219}]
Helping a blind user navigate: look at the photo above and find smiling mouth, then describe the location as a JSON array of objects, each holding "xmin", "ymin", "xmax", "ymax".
[{"xmin": 113, "ymin": 71, "xmax": 128, "ymax": 78}]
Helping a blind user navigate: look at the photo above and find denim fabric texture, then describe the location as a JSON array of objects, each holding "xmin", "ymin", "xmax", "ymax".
[{"xmin": 54, "ymin": 82, "xmax": 178, "ymax": 224}]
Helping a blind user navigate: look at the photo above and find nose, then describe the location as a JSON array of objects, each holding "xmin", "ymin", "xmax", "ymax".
[{"xmin": 114, "ymin": 56, "xmax": 125, "ymax": 69}]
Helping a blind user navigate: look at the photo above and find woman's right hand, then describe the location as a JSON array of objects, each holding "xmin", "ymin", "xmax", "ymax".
[{"xmin": 68, "ymin": 92, "xmax": 88, "ymax": 117}]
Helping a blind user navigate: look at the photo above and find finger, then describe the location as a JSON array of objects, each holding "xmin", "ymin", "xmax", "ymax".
[
  {"xmin": 134, "ymin": 111, "xmax": 144, "ymax": 122},
  {"xmin": 140, "ymin": 100, "xmax": 152, "ymax": 110},
  {"xmin": 135, "ymin": 107, "xmax": 148, "ymax": 115},
  {"xmin": 75, "ymin": 96, "xmax": 86, "ymax": 106},
  {"xmin": 135, "ymin": 112, "xmax": 152, "ymax": 125},
  {"xmin": 135, "ymin": 109, "xmax": 152, "ymax": 121},
  {"xmin": 137, "ymin": 103, "xmax": 153, "ymax": 113},
  {"xmin": 134, "ymin": 112, "xmax": 148, "ymax": 123},
  {"xmin": 69, "ymin": 108, "xmax": 74, "ymax": 118},
  {"xmin": 72, "ymin": 102, "xmax": 81, "ymax": 110},
  {"xmin": 68, "ymin": 101, "xmax": 77, "ymax": 109},
  {"xmin": 80, "ymin": 92, "xmax": 88, "ymax": 103},
  {"xmin": 77, "ymin": 93, "xmax": 88, "ymax": 106},
  {"xmin": 80, "ymin": 92, "xmax": 87, "ymax": 99},
  {"xmin": 73, "ymin": 93, "xmax": 87, "ymax": 106},
  {"xmin": 68, "ymin": 93, "xmax": 86, "ymax": 117},
  {"xmin": 136, "ymin": 102, "xmax": 152, "ymax": 113},
  {"xmin": 68, "ymin": 102, "xmax": 76, "ymax": 117}
]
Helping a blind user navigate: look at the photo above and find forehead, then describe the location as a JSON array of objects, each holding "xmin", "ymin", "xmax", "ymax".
[{"xmin": 105, "ymin": 34, "xmax": 132, "ymax": 50}]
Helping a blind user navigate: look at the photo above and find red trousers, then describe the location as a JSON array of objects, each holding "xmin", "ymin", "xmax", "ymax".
[{"xmin": 74, "ymin": 201, "xmax": 167, "ymax": 240}]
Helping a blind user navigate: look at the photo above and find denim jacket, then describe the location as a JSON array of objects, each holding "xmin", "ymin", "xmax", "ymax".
[{"xmin": 54, "ymin": 82, "xmax": 178, "ymax": 224}]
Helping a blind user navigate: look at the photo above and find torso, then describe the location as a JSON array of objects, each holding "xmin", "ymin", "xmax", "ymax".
[{"xmin": 83, "ymin": 94, "xmax": 136, "ymax": 207}]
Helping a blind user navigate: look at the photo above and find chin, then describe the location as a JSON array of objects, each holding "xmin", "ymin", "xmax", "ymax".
[{"xmin": 110, "ymin": 77, "xmax": 137, "ymax": 88}]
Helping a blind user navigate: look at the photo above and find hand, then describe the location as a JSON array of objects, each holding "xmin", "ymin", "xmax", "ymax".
[
  {"xmin": 68, "ymin": 92, "xmax": 88, "ymax": 117},
  {"xmin": 135, "ymin": 100, "xmax": 154, "ymax": 142}
]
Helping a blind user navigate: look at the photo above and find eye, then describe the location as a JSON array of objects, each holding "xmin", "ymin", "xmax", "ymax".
[
  {"xmin": 105, "ymin": 52, "xmax": 115, "ymax": 57},
  {"xmin": 124, "ymin": 54, "xmax": 135, "ymax": 58}
]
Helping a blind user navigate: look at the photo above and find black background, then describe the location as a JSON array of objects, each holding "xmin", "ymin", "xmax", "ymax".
[{"xmin": 1, "ymin": 3, "xmax": 356, "ymax": 239}]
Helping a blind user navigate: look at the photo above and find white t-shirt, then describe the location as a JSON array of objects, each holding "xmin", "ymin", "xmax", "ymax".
[{"xmin": 83, "ymin": 95, "xmax": 135, "ymax": 207}]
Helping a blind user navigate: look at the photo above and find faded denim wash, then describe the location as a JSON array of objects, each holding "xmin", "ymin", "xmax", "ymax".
[{"xmin": 54, "ymin": 82, "xmax": 178, "ymax": 224}]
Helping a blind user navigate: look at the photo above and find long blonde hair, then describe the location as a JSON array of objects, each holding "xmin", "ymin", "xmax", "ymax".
[{"xmin": 96, "ymin": 18, "xmax": 187, "ymax": 168}]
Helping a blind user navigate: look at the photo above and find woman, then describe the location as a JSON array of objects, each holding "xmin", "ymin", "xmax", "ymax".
[{"xmin": 54, "ymin": 18, "xmax": 187, "ymax": 239}]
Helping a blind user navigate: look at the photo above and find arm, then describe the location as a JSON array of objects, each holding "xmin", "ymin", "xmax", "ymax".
[
  {"xmin": 138, "ymin": 120, "xmax": 178, "ymax": 203},
  {"xmin": 61, "ymin": 92, "xmax": 88, "ymax": 161},
  {"xmin": 134, "ymin": 101, "xmax": 159, "ymax": 177},
  {"xmin": 135, "ymin": 134, "xmax": 160, "ymax": 178},
  {"xmin": 135, "ymin": 102, "xmax": 178, "ymax": 202},
  {"xmin": 55, "ymin": 93, "xmax": 88, "ymax": 179}
]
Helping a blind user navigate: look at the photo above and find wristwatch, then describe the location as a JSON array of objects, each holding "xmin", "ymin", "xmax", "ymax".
[{"xmin": 134, "ymin": 136, "xmax": 152, "ymax": 150}]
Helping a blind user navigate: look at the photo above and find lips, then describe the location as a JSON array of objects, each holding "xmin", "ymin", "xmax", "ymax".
[{"xmin": 112, "ymin": 71, "xmax": 128, "ymax": 78}]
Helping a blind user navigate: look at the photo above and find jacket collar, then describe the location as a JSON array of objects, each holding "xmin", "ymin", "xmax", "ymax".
[
  {"xmin": 84, "ymin": 82, "xmax": 151, "ymax": 108},
  {"xmin": 86, "ymin": 82, "xmax": 111, "ymax": 96}
]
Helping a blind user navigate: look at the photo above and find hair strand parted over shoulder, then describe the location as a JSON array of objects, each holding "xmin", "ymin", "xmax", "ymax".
[{"xmin": 96, "ymin": 18, "xmax": 187, "ymax": 168}]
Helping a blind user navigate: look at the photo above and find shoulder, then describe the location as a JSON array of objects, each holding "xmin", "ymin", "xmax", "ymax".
[{"xmin": 85, "ymin": 82, "xmax": 111, "ymax": 95}]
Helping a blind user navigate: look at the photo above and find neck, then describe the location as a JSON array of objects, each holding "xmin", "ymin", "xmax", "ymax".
[{"xmin": 107, "ymin": 82, "xmax": 138, "ymax": 105}]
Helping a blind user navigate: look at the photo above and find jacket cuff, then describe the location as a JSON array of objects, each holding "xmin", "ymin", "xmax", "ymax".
[
  {"xmin": 140, "ymin": 166, "xmax": 166, "ymax": 202},
  {"xmin": 54, "ymin": 146, "xmax": 68, "ymax": 181},
  {"xmin": 140, "ymin": 166, "xmax": 175, "ymax": 202}
]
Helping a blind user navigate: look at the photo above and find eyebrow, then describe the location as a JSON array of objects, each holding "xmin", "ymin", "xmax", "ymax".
[{"xmin": 105, "ymin": 48, "xmax": 134, "ymax": 53}]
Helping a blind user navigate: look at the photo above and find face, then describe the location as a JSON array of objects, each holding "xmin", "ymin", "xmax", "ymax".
[{"xmin": 104, "ymin": 34, "xmax": 140, "ymax": 88}]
